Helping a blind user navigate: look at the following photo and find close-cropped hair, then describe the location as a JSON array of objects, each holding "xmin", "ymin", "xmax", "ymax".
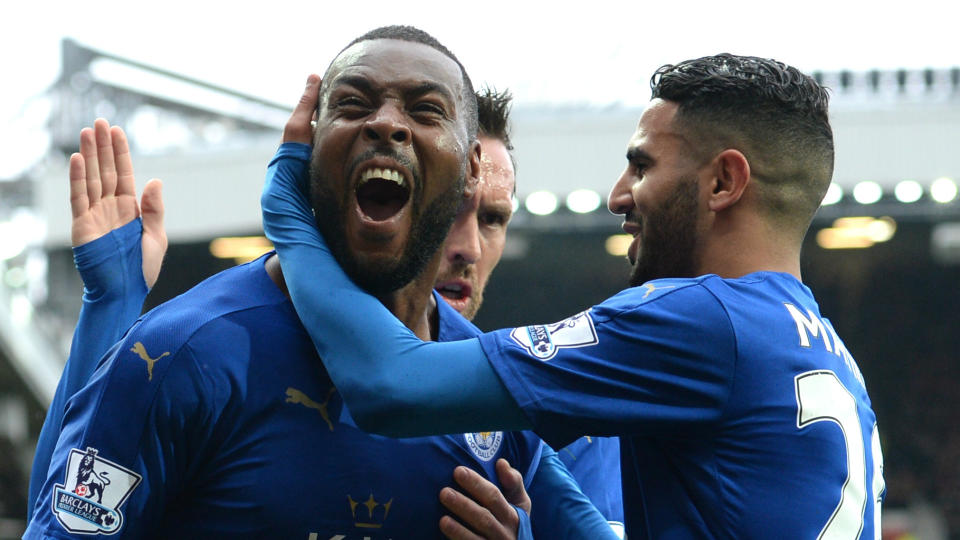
[
  {"xmin": 323, "ymin": 25, "xmax": 479, "ymax": 141},
  {"xmin": 651, "ymin": 53, "xmax": 834, "ymax": 231}
]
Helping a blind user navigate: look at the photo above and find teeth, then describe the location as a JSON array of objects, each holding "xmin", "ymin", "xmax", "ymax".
[
  {"xmin": 443, "ymin": 284, "xmax": 462, "ymax": 292},
  {"xmin": 360, "ymin": 168, "xmax": 406, "ymax": 187}
]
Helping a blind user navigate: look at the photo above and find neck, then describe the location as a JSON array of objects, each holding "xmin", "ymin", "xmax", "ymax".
[
  {"xmin": 699, "ymin": 211, "xmax": 802, "ymax": 280},
  {"xmin": 265, "ymin": 252, "xmax": 442, "ymax": 342},
  {"xmin": 373, "ymin": 252, "xmax": 442, "ymax": 341}
]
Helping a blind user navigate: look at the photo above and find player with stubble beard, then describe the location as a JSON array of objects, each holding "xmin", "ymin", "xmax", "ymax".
[
  {"xmin": 27, "ymin": 25, "xmax": 619, "ymax": 540},
  {"xmin": 434, "ymin": 89, "xmax": 624, "ymax": 536},
  {"xmin": 263, "ymin": 53, "xmax": 885, "ymax": 538}
]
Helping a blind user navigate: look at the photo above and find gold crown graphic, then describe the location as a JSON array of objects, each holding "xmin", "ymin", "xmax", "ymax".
[{"xmin": 347, "ymin": 493, "xmax": 394, "ymax": 529}]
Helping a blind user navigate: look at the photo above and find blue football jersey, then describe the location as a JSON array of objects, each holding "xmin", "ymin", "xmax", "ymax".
[
  {"xmin": 557, "ymin": 436, "xmax": 623, "ymax": 536},
  {"xmin": 479, "ymin": 272, "xmax": 884, "ymax": 539},
  {"xmin": 27, "ymin": 256, "xmax": 542, "ymax": 539},
  {"xmin": 440, "ymin": 294, "xmax": 625, "ymax": 533}
]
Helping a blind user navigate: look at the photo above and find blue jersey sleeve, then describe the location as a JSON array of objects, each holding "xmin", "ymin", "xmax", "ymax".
[
  {"xmin": 261, "ymin": 143, "xmax": 529, "ymax": 436},
  {"xmin": 28, "ymin": 219, "xmax": 149, "ymax": 518},
  {"xmin": 477, "ymin": 284, "xmax": 736, "ymax": 448},
  {"xmin": 528, "ymin": 445, "xmax": 621, "ymax": 540},
  {"xmin": 25, "ymin": 319, "xmax": 212, "ymax": 538}
]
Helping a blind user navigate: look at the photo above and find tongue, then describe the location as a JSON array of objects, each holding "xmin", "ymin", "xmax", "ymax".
[{"xmin": 357, "ymin": 179, "xmax": 407, "ymax": 221}]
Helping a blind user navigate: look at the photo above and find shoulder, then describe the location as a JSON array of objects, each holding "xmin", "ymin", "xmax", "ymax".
[
  {"xmin": 102, "ymin": 257, "xmax": 295, "ymax": 392},
  {"xmin": 589, "ymin": 276, "xmax": 729, "ymax": 326},
  {"xmin": 135, "ymin": 256, "xmax": 291, "ymax": 348}
]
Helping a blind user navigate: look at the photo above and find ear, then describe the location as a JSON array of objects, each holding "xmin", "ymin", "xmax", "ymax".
[
  {"xmin": 464, "ymin": 139, "xmax": 482, "ymax": 199},
  {"xmin": 708, "ymin": 149, "xmax": 750, "ymax": 212}
]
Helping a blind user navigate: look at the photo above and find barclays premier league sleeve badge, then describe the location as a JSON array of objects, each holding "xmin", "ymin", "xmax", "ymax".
[
  {"xmin": 509, "ymin": 310, "xmax": 599, "ymax": 360},
  {"xmin": 52, "ymin": 447, "xmax": 141, "ymax": 534}
]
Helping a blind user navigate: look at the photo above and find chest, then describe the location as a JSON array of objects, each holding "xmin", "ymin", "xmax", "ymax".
[{"xmin": 168, "ymin": 347, "xmax": 526, "ymax": 539}]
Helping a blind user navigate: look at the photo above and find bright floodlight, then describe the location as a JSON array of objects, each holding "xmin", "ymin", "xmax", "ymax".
[
  {"xmin": 566, "ymin": 189, "xmax": 602, "ymax": 214},
  {"xmin": 930, "ymin": 177, "xmax": 958, "ymax": 203},
  {"xmin": 852, "ymin": 181, "xmax": 883, "ymax": 205},
  {"xmin": 525, "ymin": 191, "xmax": 559, "ymax": 216},
  {"xmin": 821, "ymin": 183, "xmax": 843, "ymax": 206},
  {"xmin": 894, "ymin": 180, "xmax": 923, "ymax": 203}
]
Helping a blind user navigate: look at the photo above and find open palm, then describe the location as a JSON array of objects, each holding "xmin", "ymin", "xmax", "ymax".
[{"xmin": 69, "ymin": 119, "xmax": 167, "ymax": 288}]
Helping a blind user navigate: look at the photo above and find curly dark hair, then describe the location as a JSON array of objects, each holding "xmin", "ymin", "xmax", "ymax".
[
  {"xmin": 651, "ymin": 53, "xmax": 834, "ymax": 234},
  {"xmin": 322, "ymin": 25, "xmax": 478, "ymax": 140}
]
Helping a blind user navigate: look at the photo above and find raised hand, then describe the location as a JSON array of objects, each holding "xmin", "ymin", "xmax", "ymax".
[
  {"xmin": 438, "ymin": 459, "xmax": 532, "ymax": 540},
  {"xmin": 69, "ymin": 119, "xmax": 167, "ymax": 288}
]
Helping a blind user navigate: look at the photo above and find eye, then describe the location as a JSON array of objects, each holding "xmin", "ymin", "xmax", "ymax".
[
  {"xmin": 411, "ymin": 101, "xmax": 446, "ymax": 118},
  {"xmin": 479, "ymin": 211, "xmax": 509, "ymax": 228},
  {"xmin": 331, "ymin": 95, "xmax": 371, "ymax": 116},
  {"xmin": 631, "ymin": 162, "xmax": 647, "ymax": 178}
]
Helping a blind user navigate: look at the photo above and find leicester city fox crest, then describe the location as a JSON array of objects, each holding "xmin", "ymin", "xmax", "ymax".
[
  {"xmin": 52, "ymin": 447, "xmax": 141, "ymax": 535},
  {"xmin": 464, "ymin": 431, "xmax": 504, "ymax": 462},
  {"xmin": 510, "ymin": 310, "xmax": 599, "ymax": 360}
]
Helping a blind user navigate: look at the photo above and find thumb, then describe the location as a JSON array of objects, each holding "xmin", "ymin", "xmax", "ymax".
[
  {"xmin": 140, "ymin": 178, "xmax": 166, "ymax": 236},
  {"xmin": 283, "ymin": 74, "xmax": 321, "ymax": 144},
  {"xmin": 139, "ymin": 178, "xmax": 168, "ymax": 289}
]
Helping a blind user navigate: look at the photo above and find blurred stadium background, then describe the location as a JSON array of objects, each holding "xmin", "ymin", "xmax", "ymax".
[{"xmin": 0, "ymin": 40, "xmax": 957, "ymax": 538}]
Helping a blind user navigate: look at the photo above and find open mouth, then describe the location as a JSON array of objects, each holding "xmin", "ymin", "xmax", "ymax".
[
  {"xmin": 435, "ymin": 280, "xmax": 472, "ymax": 306},
  {"xmin": 356, "ymin": 167, "xmax": 411, "ymax": 221}
]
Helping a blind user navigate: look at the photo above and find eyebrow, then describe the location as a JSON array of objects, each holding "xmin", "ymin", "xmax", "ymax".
[
  {"xmin": 626, "ymin": 147, "xmax": 653, "ymax": 164},
  {"xmin": 328, "ymin": 74, "xmax": 377, "ymax": 95},
  {"xmin": 407, "ymin": 81, "xmax": 457, "ymax": 105},
  {"xmin": 328, "ymin": 76, "xmax": 456, "ymax": 104}
]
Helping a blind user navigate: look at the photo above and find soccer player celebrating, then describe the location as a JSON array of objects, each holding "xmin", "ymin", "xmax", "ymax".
[
  {"xmin": 263, "ymin": 53, "xmax": 886, "ymax": 538},
  {"xmin": 27, "ymin": 26, "xmax": 618, "ymax": 539},
  {"xmin": 433, "ymin": 89, "xmax": 623, "ymax": 535}
]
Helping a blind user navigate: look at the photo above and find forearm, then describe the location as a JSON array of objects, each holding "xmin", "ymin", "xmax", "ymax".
[
  {"xmin": 261, "ymin": 144, "xmax": 528, "ymax": 436},
  {"xmin": 528, "ymin": 447, "xmax": 620, "ymax": 540},
  {"xmin": 29, "ymin": 218, "xmax": 148, "ymax": 516},
  {"xmin": 70, "ymin": 218, "xmax": 150, "ymax": 381}
]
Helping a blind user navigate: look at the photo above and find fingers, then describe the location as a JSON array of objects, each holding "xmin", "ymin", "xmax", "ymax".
[
  {"xmin": 495, "ymin": 459, "xmax": 531, "ymax": 515},
  {"xmin": 439, "ymin": 466, "xmax": 518, "ymax": 539},
  {"xmin": 111, "ymin": 125, "xmax": 137, "ymax": 199},
  {"xmin": 282, "ymin": 74, "xmax": 321, "ymax": 144},
  {"xmin": 94, "ymin": 118, "xmax": 118, "ymax": 201},
  {"xmin": 439, "ymin": 513, "xmax": 483, "ymax": 540},
  {"xmin": 79, "ymin": 126, "xmax": 101, "ymax": 206},
  {"xmin": 69, "ymin": 153, "xmax": 89, "ymax": 219},
  {"xmin": 439, "ymin": 487, "xmax": 502, "ymax": 540}
]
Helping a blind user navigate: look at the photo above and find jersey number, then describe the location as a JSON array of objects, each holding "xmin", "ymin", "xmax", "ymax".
[{"xmin": 795, "ymin": 370, "xmax": 884, "ymax": 540}]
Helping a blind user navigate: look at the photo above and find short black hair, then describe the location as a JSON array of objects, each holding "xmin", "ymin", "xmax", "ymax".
[
  {"xmin": 323, "ymin": 25, "xmax": 478, "ymax": 141},
  {"xmin": 475, "ymin": 86, "xmax": 517, "ymax": 183},
  {"xmin": 476, "ymin": 86, "xmax": 513, "ymax": 150},
  {"xmin": 651, "ymin": 53, "xmax": 834, "ymax": 234}
]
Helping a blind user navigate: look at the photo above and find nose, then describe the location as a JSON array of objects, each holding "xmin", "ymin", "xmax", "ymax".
[
  {"xmin": 607, "ymin": 167, "xmax": 636, "ymax": 215},
  {"xmin": 363, "ymin": 102, "xmax": 411, "ymax": 144},
  {"xmin": 444, "ymin": 193, "xmax": 482, "ymax": 265}
]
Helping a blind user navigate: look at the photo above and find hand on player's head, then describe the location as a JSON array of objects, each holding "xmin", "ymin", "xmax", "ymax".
[{"xmin": 282, "ymin": 75, "xmax": 321, "ymax": 145}]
